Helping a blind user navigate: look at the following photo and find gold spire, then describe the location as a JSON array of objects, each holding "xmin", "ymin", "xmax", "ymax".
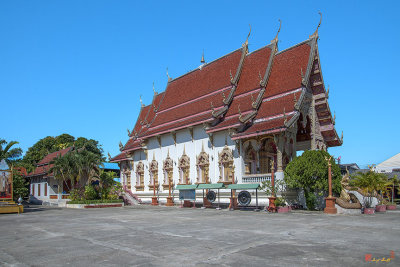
[
  {"xmin": 271, "ymin": 19, "xmax": 281, "ymax": 44},
  {"xmin": 153, "ymin": 152, "xmax": 155, "ymax": 161},
  {"xmin": 201, "ymin": 141, "xmax": 205, "ymax": 152},
  {"xmin": 310, "ymin": 11, "xmax": 322, "ymax": 39},
  {"xmin": 167, "ymin": 148, "xmax": 170, "ymax": 157},
  {"xmin": 183, "ymin": 144, "xmax": 186, "ymax": 155},
  {"xmin": 201, "ymin": 50, "xmax": 205, "ymax": 64}
]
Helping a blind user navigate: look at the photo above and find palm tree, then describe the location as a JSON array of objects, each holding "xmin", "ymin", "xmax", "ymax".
[
  {"xmin": 75, "ymin": 150, "xmax": 102, "ymax": 185},
  {"xmin": 49, "ymin": 153, "xmax": 77, "ymax": 192},
  {"xmin": 0, "ymin": 138, "xmax": 22, "ymax": 163},
  {"xmin": 350, "ymin": 171, "xmax": 386, "ymax": 207}
]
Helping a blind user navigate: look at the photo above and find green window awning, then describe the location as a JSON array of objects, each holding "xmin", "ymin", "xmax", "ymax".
[
  {"xmin": 175, "ymin": 184, "xmax": 198, "ymax": 190},
  {"xmin": 227, "ymin": 183, "xmax": 260, "ymax": 190},
  {"xmin": 197, "ymin": 183, "xmax": 225, "ymax": 189}
]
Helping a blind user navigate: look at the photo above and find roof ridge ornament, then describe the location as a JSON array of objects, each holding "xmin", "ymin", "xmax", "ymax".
[
  {"xmin": 341, "ymin": 131, "xmax": 343, "ymax": 143},
  {"xmin": 333, "ymin": 111, "xmax": 336, "ymax": 125},
  {"xmin": 310, "ymin": 11, "xmax": 322, "ymax": 39},
  {"xmin": 271, "ymin": 19, "xmax": 282, "ymax": 44},
  {"xmin": 238, "ymin": 104, "xmax": 243, "ymax": 121},
  {"xmin": 108, "ymin": 152, "xmax": 112, "ymax": 161},
  {"xmin": 153, "ymin": 81, "xmax": 157, "ymax": 95},
  {"xmin": 166, "ymin": 68, "xmax": 172, "ymax": 82},
  {"xmin": 119, "ymin": 141, "xmax": 123, "ymax": 151},
  {"xmin": 244, "ymin": 24, "xmax": 251, "ymax": 48},
  {"xmin": 326, "ymin": 85, "xmax": 330, "ymax": 99},
  {"xmin": 201, "ymin": 49, "xmax": 205, "ymax": 64},
  {"xmin": 127, "ymin": 129, "xmax": 131, "ymax": 136},
  {"xmin": 140, "ymin": 95, "xmax": 144, "ymax": 108}
]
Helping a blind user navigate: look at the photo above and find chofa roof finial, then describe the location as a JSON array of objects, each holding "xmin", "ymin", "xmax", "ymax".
[
  {"xmin": 166, "ymin": 67, "xmax": 171, "ymax": 82},
  {"xmin": 152, "ymin": 81, "xmax": 157, "ymax": 95},
  {"xmin": 140, "ymin": 95, "xmax": 144, "ymax": 108},
  {"xmin": 201, "ymin": 49, "xmax": 205, "ymax": 64},
  {"xmin": 310, "ymin": 11, "xmax": 322, "ymax": 39},
  {"xmin": 244, "ymin": 24, "xmax": 251, "ymax": 47},
  {"xmin": 271, "ymin": 19, "xmax": 282, "ymax": 44}
]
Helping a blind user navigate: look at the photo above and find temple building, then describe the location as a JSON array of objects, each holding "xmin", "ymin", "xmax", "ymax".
[{"xmin": 110, "ymin": 21, "xmax": 342, "ymax": 205}]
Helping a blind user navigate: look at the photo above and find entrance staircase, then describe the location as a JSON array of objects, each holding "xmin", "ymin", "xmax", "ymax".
[{"xmin": 122, "ymin": 186, "xmax": 142, "ymax": 205}]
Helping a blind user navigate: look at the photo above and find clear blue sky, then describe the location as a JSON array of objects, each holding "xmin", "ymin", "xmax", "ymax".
[{"xmin": 1, "ymin": 1, "xmax": 399, "ymax": 168}]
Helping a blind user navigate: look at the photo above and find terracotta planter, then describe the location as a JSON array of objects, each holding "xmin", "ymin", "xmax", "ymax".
[
  {"xmin": 363, "ymin": 208, "xmax": 375, "ymax": 214},
  {"xmin": 375, "ymin": 205, "xmax": 386, "ymax": 212},
  {"xmin": 386, "ymin": 205, "xmax": 397, "ymax": 210},
  {"xmin": 277, "ymin": 206, "xmax": 289, "ymax": 213}
]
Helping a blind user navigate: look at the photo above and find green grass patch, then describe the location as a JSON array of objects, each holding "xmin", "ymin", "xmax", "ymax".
[{"xmin": 67, "ymin": 199, "xmax": 124, "ymax": 204}]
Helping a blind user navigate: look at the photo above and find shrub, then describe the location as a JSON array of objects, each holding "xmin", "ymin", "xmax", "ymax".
[
  {"xmin": 67, "ymin": 199, "xmax": 123, "ymax": 204},
  {"xmin": 84, "ymin": 185, "xmax": 98, "ymax": 200}
]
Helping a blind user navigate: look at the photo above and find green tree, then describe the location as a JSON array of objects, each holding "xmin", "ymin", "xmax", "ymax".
[
  {"xmin": 12, "ymin": 172, "xmax": 29, "ymax": 201},
  {"xmin": 22, "ymin": 134, "xmax": 103, "ymax": 173},
  {"xmin": 0, "ymin": 138, "xmax": 22, "ymax": 164},
  {"xmin": 284, "ymin": 150, "xmax": 341, "ymax": 210}
]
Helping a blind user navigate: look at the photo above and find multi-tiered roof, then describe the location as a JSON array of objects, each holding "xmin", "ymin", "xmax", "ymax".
[{"xmin": 111, "ymin": 21, "xmax": 342, "ymax": 162}]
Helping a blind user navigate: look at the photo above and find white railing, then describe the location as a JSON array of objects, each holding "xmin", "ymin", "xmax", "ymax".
[{"xmin": 242, "ymin": 174, "xmax": 271, "ymax": 183}]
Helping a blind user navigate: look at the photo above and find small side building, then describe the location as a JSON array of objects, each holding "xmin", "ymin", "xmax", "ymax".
[{"xmin": 25, "ymin": 147, "xmax": 74, "ymax": 204}]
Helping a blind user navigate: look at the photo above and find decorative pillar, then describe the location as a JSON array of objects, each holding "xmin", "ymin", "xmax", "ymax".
[
  {"xmin": 275, "ymin": 135, "xmax": 283, "ymax": 172},
  {"xmin": 151, "ymin": 172, "xmax": 158, "ymax": 206},
  {"xmin": 166, "ymin": 171, "xmax": 174, "ymax": 206},
  {"xmin": 268, "ymin": 159, "xmax": 276, "ymax": 212},
  {"xmin": 324, "ymin": 156, "xmax": 337, "ymax": 214},
  {"xmin": 229, "ymin": 165, "xmax": 237, "ymax": 210}
]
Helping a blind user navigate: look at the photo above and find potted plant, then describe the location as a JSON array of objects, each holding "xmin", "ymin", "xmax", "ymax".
[
  {"xmin": 275, "ymin": 197, "xmax": 289, "ymax": 213},
  {"xmin": 260, "ymin": 179, "xmax": 288, "ymax": 212}
]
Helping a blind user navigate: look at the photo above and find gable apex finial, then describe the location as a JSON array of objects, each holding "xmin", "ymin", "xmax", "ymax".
[
  {"xmin": 166, "ymin": 67, "xmax": 172, "ymax": 82},
  {"xmin": 310, "ymin": 11, "xmax": 322, "ymax": 39},
  {"xmin": 201, "ymin": 49, "xmax": 205, "ymax": 64},
  {"xmin": 140, "ymin": 95, "xmax": 144, "ymax": 108},
  {"xmin": 244, "ymin": 24, "xmax": 251, "ymax": 47},
  {"xmin": 153, "ymin": 81, "xmax": 157, "ymax": 95},
  {"xmin": 271, "ymin": 19, "xmax": 282, "ymax": 44}
]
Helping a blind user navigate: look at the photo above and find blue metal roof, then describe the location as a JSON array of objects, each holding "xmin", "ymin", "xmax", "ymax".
[{"xmin": 100, "ymin": 162, "xmax": 120, "ymax": 170}]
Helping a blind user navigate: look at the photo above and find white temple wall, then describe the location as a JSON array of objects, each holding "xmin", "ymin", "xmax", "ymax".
[{"xmin": 127, "ymin": 126, "xmax": 242, "ymax": 193}]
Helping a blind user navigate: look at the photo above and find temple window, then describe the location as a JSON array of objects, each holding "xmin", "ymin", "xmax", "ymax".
[
  {"xmin": 162, "ymin": 153, "xmax": 174, "ymax": 190},
  {"xmin": 178, "ymin": 149, "xmax": 191, "ymax": 184},
  {"xmin": 196, "ymin": 145, "xmax": 209, "ymax": 183},
  {"xmin": 135, "ymin": 162, "xmax": 144, "ymax": 191},
  {"xmin": 218, "ymin": 146, "xmax": 234, "ymax": 184},
  {"xmin": 149, "ymin": 155, "xmax": 158, "ymax": 189},
  {"xmin": 244, "ymin": 142, "xmax": 257, "ymax": 175}
]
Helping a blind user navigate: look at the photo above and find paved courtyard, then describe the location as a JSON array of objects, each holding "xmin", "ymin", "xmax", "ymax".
[{"xmin": 0, "ymin": 205, "xmax": 399, "ymax": 266}]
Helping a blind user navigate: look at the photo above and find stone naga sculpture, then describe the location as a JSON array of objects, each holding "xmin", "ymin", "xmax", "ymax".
[{"xmin": 335, "ymin": 170, "xmax": 362, "ymax": 209}]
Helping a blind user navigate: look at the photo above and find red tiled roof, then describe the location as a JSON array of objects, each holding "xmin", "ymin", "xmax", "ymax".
[
  {"xmin": 158, "ymin": 49, "xmax": 243, "ymax": 113},
  {"xmin": 110, "ymin": 152, "xmax": 129, "ymax": 163},
  {"xmin": 37, "ymin": 147, "xmax": 74, "ymax": 166},
  {"xmin": 117, "ymin": 36, "xmax": 340, "ymax": 153},
  {"xmin": 235, "ymin": 46, "xmax": 272, "ymax": 95},
  {"xmin": 264, "ymin": 43, "xmax": 310, "ymax": 98},
  {"xmin": 232, "ymin": 115, "xmax": 295, "ymax": 140}
]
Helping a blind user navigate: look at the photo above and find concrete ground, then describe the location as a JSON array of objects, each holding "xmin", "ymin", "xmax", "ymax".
[{"xmin": 0, "ymin": 205, "xmax": 399, "ymax": 267}]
